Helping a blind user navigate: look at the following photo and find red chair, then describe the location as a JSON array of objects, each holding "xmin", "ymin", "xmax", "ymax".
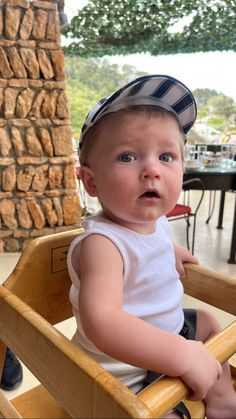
[{"xmin": 167, "ymin": 178, "xmax": 205, "ymax": 254}]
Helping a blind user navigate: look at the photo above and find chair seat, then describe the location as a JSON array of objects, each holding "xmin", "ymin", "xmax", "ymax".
[
  {"xmin": 167, "ymin": 204, "xmax": 192, "ymax": 217},
  {"xmin": 11, "ymin": 385, "xmax": 71, "ymax": 419}
]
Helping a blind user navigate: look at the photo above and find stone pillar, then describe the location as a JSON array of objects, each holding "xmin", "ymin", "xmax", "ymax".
[{"xmin": 0, "ymin": 0, "xmax": 81, "ymax": 252}]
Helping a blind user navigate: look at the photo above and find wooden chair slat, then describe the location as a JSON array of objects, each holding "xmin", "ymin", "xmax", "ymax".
[
  {"xmin": 0, "ymin": 230, "xmax": 234, "ymax": 418},
  {"xmin": 182, "ymin": 263, "xmax": 236, "ymax": 315}
]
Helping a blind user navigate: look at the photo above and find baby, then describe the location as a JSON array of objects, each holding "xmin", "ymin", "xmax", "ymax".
[{"xmin": 68, "ymin": 74, "xmax": 236, "ymax": 418}]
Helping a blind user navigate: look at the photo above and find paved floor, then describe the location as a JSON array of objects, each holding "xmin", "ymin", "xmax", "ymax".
[{"xmin": 0, "ymin": 189, "xmax": 235, "ymax": 400}]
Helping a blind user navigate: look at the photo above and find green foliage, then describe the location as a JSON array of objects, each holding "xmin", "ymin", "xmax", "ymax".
[
  {"xmin": 65, "ymin": 57, "xmax": 145, "ymax": 138},
  {"xmin": 207, "ymin": 95, "xmax": 236, "ymax": 131},
  {"xmin": 207, "ymin": 95, "xmax": 236, "ymax": 118},
  {"xmin": 193, "ymin": 88, "xmax": 219, "ymax": 108},
  {"xmin": 63, "ymin": 0, "xmax": 236, "ymax": 57},
  {"xmin": 207, "ymin": 116, "xmax": 225, "ymax": 131},
  {"xmin": 193, "ymin": 88, "xmax": 236, "ymax": 132}
]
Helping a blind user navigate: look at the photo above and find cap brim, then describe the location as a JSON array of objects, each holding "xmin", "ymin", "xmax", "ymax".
[{"xmin": 80, "ymin": 74, "xmax": 197, "ymax": 147}]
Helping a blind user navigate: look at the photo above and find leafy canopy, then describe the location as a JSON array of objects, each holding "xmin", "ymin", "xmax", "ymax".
[{"xmin": 63, "ymin": 0, "xmax": 236, "ymax": 57}]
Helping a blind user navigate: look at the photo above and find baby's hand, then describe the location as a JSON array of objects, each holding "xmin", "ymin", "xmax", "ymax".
[
  {"xmin": 174, "ymin": 245, "xmax": 199, "ymax": 277},
  {"xmin": 181, "ymin": 340, "xmax": 222, "ymax": 401}
]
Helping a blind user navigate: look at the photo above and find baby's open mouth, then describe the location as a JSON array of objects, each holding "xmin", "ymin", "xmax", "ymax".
[{"xmin": 140, "ymin": 191, "xmax": 159, "ymax": 198}]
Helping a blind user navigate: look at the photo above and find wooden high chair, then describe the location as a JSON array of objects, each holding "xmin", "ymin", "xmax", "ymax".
[{"xmin": 0, "ymin": 230, "xmax": 235, "ymax": 418}]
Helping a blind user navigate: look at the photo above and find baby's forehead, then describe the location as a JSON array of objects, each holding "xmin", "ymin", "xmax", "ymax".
[{"xmin": 95, "ymin": 111, "xmax": 182, "ymax": 150}]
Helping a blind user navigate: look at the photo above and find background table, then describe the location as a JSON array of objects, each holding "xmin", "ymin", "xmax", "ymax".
[{"xmin": 183, "ymin": 166, "xmax": 236, "ymax": 264}]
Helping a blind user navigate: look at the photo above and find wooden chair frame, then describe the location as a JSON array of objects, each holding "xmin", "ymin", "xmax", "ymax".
[{"xmin": 0, "ymin": 229, "xmax": 235, "ymax": 418}]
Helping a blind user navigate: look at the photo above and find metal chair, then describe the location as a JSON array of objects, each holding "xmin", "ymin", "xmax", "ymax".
[
  {"xmin": 167, "ymin": 178, "xmax": 205, "ymax": 254},
  {"xmin": 195, "ymin": 144, "xmax": 221, "ymax": 224}
]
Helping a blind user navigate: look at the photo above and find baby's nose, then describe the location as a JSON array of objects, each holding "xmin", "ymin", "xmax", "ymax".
[{"xmin": 141, "ymin": 161, "xmax": 160, "ymax": 179}]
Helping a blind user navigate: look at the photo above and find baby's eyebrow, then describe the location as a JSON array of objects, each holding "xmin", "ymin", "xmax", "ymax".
[{"xmin": 111, "ymin": 140, "xmax": 137, "ymax": 150}]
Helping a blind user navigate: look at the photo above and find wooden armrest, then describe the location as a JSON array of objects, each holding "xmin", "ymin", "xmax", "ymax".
[
  {"xmin": 138, "ymin": 321, "xmax": 236, "ymax": 418},
  {"xmin": 182, "ymin": 263, "xmax": 236, "ymax": 315}
]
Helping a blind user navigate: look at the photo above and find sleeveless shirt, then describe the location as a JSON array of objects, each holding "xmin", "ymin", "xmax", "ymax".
[{"xmin": 67, "ymin": 213, "xmax": 184, "ymax": 393}]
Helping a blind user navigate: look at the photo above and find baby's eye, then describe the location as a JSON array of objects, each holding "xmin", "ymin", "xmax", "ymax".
[
  {"xmin": 159, "ymin": 153, "xmax": 173, "ymax": 163},
  {"xmin": 119, "ymin": 153, "xmax": 136, "ymax": 163}
]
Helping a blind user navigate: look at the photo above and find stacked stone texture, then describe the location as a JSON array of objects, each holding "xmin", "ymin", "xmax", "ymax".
[{"xmin": 0, "ymin": 0, "xmax": 81, "ymax": 252}]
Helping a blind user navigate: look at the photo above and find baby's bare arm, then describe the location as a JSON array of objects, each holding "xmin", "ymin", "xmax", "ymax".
[{"xmin": 76, "ymin": 235, "xmax": 221, "ymax": 399}]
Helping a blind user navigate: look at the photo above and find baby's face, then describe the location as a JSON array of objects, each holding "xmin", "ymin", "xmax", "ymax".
[{"xmin": 86, "ymin": 111, "xmax": 184, "ymax": 233}]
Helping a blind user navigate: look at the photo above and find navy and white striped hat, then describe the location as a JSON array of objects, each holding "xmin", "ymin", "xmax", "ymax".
[{"xmin": 80, "ymin": 74, "xmax": 197, "ymax": 148}]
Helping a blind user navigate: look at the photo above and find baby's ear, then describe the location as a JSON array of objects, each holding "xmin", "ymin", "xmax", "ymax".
[{"xmin": 79, "ymin": 166, "xmax": 97, "ymax": 197}]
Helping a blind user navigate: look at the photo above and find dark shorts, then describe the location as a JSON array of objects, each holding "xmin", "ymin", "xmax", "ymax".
[{"xmin": 140, "ymin": 309, "xmax": 197, "ymax": 419}]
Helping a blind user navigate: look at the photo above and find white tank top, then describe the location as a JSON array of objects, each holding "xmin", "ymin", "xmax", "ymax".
[{"xmin": 67, "ymin": 213, "xmax": 184, "ymax": 393}]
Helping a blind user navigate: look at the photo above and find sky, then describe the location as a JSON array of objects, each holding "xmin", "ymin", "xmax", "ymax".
[{"xmin": 64, "ymin": 1, "xmax": 236, "ymax": 101}]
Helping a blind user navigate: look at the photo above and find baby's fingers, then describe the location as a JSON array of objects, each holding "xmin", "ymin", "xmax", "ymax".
[
  {"xmin": 186, "ymin": 385, "xmax": 209, "ymax": 402},
  {"xmin": 216, "ymin": 360, "xmax": 222, "ymax": 379},
  {"xmin": 176, "ymin": 262, "xmax": 186, "ymax": 278},
  {"xmin": 186, "ymin": 360, "xmax": 222, "ymax": 402}
]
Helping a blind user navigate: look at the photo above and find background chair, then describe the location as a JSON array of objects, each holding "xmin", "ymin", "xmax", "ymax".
[
  {"xmin": 195, "ymin": 144, "xmax": 222, "ymax": 225},
  {"xmin": 0, "ymin": 231, "xmax": 235, "ymax": 418},
  {"xmin": 167, "ymin": 178, "xmax": 205, "ymax": 254}
]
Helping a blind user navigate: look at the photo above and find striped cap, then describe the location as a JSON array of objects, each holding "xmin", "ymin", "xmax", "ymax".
[{"xmin": 80, "ymin": 74, "xmax": 197, "ymax": 148}]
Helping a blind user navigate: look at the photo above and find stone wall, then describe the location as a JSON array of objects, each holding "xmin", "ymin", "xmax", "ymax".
[{"xmin": 0, "ymin": 0, "xmax": 81, "ymax": 252}]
